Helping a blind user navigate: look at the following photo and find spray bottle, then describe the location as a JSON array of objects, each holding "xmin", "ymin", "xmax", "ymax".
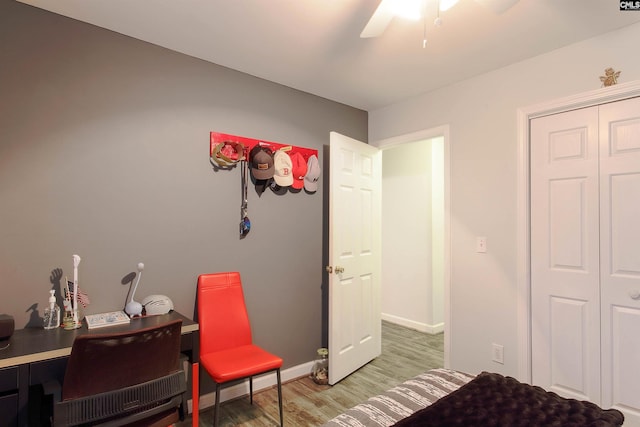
[{"xmin": 43, "ymin": 290, "xmax": 61, "ymax": 330}]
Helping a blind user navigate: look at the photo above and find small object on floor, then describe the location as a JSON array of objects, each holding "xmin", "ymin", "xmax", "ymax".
[{"xmin": 311, "ymin": 347, "xmax": 329, "ymax": 385}]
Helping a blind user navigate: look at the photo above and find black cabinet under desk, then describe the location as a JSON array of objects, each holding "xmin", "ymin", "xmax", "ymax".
[{"xmin": 0, "ymin": 366, "xmax": 19, "ymax": 427}]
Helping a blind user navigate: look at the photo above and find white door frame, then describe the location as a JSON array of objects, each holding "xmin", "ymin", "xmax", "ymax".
[
  {"xmin": 516, "ymin": 80, "xmax": 640, "ymax": 383},
  {"xmin": 372, "ymin": 124, "xmax": 451, "ymax": 369}
]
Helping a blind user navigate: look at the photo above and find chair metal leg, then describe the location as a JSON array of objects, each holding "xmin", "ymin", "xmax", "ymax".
[
  {"xmin": 214, "ymin": 383, "xmax": 221, "ymax": 427},
  {"xmin": 277, "ymin": 369, "xmax": 283, "ymax": 426},
  {"xmin": 212, "ymin": 371, "xmax": 282, "ymax": 426}
]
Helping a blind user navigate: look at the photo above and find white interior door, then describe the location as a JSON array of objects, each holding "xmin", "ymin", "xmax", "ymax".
[
  {"xmin": 530, "ymin": 107, "xmax": 601, "ymax": 402},
  {"xmin": 328, "ymin": 131, "xmax": 381, "ymax": 385},
  {"xmin": 599, "ymin": 97, "xmax": 640, "ymax": 424}
]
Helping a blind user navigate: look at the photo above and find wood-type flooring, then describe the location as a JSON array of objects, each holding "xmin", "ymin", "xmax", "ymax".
[{"xmin": 178, "ymin": 321, "xmax": 444, "ymax": 427}]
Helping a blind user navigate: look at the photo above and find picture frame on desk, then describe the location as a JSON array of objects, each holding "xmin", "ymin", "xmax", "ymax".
[{"xmin": 84, "ymin": 311, "xmax": 131, "ymax": 329}]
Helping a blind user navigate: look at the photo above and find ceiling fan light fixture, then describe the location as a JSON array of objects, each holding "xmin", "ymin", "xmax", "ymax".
[
  {"xmin": 361, "ymin": 0, "xmax": 520, "ymax": 39},
  {"xmin": 439, "ymin": 0, "xmax": 459, "ymax": 12},
  {"xmin": 475, "ymin": 0, "xmax": 519, "ymax": 14},
  {"xmin": 390, "ymin": 0, "xmax": 423, "ymax": 20}
]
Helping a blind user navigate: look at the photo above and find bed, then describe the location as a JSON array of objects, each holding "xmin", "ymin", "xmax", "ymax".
[{"xmin": 322, "ymin": 368, "xmax": 625, "ymax": 427}]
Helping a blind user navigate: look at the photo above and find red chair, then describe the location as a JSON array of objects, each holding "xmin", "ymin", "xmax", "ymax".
[{"xmin": 197, "ymin": 272, "xmax": 283, "ymax": 427}]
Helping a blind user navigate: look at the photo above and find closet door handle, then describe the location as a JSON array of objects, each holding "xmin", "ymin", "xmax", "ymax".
[{"xmin": 630, "ymin": 290, "xmax": 640, "ymax": 300}]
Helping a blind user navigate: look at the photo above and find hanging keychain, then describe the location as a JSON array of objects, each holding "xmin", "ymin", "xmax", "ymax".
[{"xmin": 239, "ymin": 160, "xmax": 251, "ymax": 238}]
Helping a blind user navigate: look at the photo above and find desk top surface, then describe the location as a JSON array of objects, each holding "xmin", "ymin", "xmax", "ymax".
[{"xmin": 0, "ymin": 311, "xmax": 198, "ymax": 369}]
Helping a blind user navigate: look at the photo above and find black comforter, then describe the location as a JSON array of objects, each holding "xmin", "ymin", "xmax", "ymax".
[{"xmin": 393, "ymin": 372, "xmax": 624, "ymax": 427}]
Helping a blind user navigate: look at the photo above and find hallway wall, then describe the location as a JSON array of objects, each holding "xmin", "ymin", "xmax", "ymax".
[{"xmin": 381, "ymin": 138, "xmax": 444, "ymax": 333}]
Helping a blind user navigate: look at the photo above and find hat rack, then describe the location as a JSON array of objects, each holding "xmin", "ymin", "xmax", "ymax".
[
  {"xmin": 210, "ymin": 131, "xmax": 320, "ymax": 238},
  {"xmin": 210, "ymin": 132, "xmax": 318, "ymax": 161}
]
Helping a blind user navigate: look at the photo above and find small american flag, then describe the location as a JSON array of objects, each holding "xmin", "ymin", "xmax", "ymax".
[{"xmin": 66, "ymin": 280, "xmax": 91, "ymax": 308}]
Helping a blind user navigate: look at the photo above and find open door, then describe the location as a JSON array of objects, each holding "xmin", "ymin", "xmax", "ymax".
[{"xmin": 328, "ymin": 131, "xmax": 382, "ymax": 385}]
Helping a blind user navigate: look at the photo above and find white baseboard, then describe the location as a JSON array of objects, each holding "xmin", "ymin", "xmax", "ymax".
[
  {"xmin": 187, "ymin": 361, "xmax": 314, "ymax": 413},
  {"xmin": 382, "ymin": 313, "xmax": 444, "ymax": 334}
]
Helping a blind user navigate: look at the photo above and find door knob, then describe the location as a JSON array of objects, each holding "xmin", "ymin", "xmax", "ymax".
[
  {"xmin": 335, "ymin": 266, "xmax": 344, "ymax": 274},
  {"xmin": 325, "ymin": 266, "xmax": 332, "ymax": 274},
  {"xmin": 630, "ymin": 290, "xmax": 640, "ymax": 300}
]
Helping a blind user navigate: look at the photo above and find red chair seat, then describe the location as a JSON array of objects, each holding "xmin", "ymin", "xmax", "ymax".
[{"xmin": 201, "ymin": 345, "xmax": 283, "ymax": 383}]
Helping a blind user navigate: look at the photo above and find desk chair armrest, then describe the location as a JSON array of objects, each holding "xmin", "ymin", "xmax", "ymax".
[{"xmin": 53, "ymin": 369, "xmax": 186, "ymax": 427}]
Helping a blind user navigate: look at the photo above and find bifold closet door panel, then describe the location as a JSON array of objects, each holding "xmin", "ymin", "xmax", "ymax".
[
  {"xmin": 530, "ymin": 106, "xmax": 601, "ymax": 403},
  {"xmin": 598, "ymin": 96, "xmax": 640, "ymax": 422}
]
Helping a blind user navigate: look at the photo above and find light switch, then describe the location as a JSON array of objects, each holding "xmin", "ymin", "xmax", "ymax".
[{"xmin": 476, "ymin": 236, "xmax": 487, "ymax": 253}]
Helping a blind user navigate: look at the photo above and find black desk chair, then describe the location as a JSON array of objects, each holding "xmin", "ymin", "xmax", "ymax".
[{"xmin": 47, "ymin": 319, "xmax": 186, "ymax": 427}]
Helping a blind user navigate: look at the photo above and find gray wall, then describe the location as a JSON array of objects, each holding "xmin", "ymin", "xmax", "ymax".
[{"xmin": 0, "ymin": 0, "xmax": 367, "ymax": 373}]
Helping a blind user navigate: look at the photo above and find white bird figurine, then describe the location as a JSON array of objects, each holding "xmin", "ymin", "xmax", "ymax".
[{"xmin": 125, "ymin": 262, "xmax": 144, "ymax": 317}]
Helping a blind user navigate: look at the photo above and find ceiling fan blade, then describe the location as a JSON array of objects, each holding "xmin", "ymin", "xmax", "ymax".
[
  {"xmin": 360, "ymin": 0, "xmax": 394, "ymax": 38},
  {"xmin": 475, "ymin": 0, "xmax": 520, "ymax": 14}
]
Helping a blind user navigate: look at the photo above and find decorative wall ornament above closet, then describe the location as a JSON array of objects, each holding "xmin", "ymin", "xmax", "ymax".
[{"xmin": 600, "ymin": 67, "xmax": 621, "ymax": 87}]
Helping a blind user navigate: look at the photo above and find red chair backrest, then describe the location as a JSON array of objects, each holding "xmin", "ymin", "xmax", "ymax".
[{"xmin": 197, "ymin": 272, "xmax": 253, "ymax": 355}]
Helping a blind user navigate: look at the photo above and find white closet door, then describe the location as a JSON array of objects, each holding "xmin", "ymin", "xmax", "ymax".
[
  {"xmin": 530, "ymin": 107, "xmax": 601, "ymax": 402},
  {"xmin": 599, "ymin": 97, "xmax": 640, "ymax": 424}
]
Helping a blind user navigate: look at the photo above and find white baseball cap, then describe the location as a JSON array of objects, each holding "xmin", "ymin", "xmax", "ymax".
[
  {"xmin": 304, "ymin": 155, "xmax": 321, "ymax": 192},
  {"xmin": 273, "ymin": 150, "xmax": 293, "ymax": 187}
]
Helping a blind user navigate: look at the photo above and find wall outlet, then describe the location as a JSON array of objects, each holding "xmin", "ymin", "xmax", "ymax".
[{"xmin": 492, "ymin": 343, "xmax": 504, "ymax": 364}]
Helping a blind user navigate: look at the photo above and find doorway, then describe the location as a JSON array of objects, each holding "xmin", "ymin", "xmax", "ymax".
[{"xmin": 374, "ymin": 125, "xmax": 451, "ymax": 368}]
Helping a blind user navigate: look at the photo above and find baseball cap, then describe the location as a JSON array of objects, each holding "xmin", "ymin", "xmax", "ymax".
[
  {"xmin": 250, "ymin": 146, "xmax": 274, "ymax": 180},
  {"xmin": 290, "ymin": 152, "xmax": 308, "ymax": 190},
  {"xmin": 273, "ymin": 150, "xmax": 293, "ymax": 187},
  {"xmin": 304, "ymin": 154, "xmax": 321, "ymax": 192}
]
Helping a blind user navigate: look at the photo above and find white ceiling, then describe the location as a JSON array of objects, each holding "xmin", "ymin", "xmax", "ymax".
[{"xmin": 17, "ymin": 0, "xmax": 640, "ymax": 111}]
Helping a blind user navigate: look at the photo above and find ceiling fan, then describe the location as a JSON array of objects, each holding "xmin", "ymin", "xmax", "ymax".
[{"xmin": 360, "ymin": 0, "xmax": 520, "ymax": 38}]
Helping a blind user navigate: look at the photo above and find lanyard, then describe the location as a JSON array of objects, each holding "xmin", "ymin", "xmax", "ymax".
[{"xmin": 239, "ymin": 161, "xmax": 251, "ymax": 238}]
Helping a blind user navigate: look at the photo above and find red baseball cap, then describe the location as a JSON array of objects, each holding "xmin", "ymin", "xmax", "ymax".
[{"xmin": 290, "ymin": 152, "xmax": 308, "ymax": 190}]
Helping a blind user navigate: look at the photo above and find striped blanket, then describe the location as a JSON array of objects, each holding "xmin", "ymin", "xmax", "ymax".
[{"xmin": 321, "ymin": 368, "xmax": 475, "ymax": 427}]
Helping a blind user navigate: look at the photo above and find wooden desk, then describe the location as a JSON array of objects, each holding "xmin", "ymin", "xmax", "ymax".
[{"xmin": 0, "ymin": 311, "xmax": 199, "ymax": 427}]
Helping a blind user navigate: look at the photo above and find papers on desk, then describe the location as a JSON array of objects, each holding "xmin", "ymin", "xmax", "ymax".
[{"xmin": 84, "ymin": 311, "xmax": 131, "ymax": 329}]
